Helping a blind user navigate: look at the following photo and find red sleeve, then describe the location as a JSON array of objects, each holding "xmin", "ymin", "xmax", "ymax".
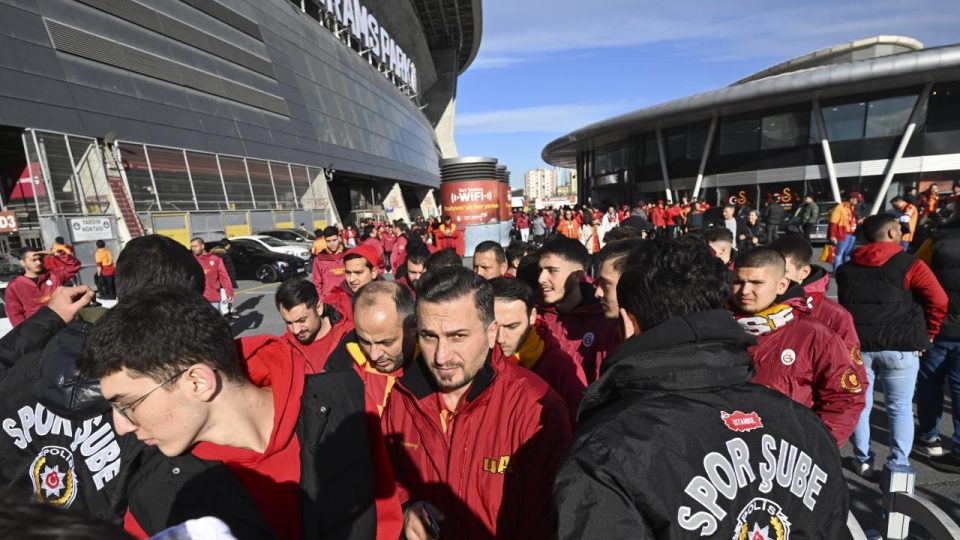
[
  {"xmin": 5, "ymin": 280, "xmax": 26, "ymax": 327},
  {"xmin": 811, "ymin": 330, "xmax": 866, "ymax": 446},
  {"xmin": 123, "ymin": 508, "xmax": 149, "ymax": 539},
  {"xmin": 828, "ymin": 223, "xmax": 843, "ymax": 240},
  {"xmin": 312, "ymin": 258, "xmax": 324, "ymax": 293},
  {"xmin": 217, "ymin": 259, "xmax": 234, "ymax": 298},
  {"xmin": 904, "ymin": 259, "xmax": 949, "ymax": 340}
]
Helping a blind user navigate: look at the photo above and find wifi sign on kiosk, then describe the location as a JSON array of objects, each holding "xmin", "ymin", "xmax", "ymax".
[{"xmin": 0, "ymin": 211, "xmax": 17, "ymax": 234}]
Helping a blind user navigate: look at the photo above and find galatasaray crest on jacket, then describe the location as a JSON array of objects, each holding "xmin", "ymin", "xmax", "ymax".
[
  {"xmin": 30, "ymin": 446, "xmax": 78, "ymax": 508},
  {"xmin": 734, "ymin": 497, "xmax": 791, "ymax": 540}
]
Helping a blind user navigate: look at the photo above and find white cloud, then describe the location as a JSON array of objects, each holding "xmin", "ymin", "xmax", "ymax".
[
  {"xmin": 473, "ymin": 0, "xmax": 960, "ymax": 70},
  {"xmin": 457, "ymin": 102, "xmax": 637, "ymax": 134}
]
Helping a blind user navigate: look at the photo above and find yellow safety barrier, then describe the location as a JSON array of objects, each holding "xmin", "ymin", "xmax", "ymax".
[{"xmin": 152, "ymin": 213, "xmax": 191, "ymax": 247}]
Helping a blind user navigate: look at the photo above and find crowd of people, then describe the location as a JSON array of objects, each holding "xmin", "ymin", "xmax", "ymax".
[{"xmin": 0, "ymin": 181, "xmax": 956, "ymax": 539}]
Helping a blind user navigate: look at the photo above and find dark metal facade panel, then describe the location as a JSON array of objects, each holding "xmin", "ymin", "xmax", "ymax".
[
  {"xmin": 74, "ymin": 0, "xmax": 275, "ymax": 78},
  {"xmin": 0, "ymin": 0, "xmax": 443, "ymax": 187},
  {"xmin": 44, "ymin": 19, "xmax": 291, "ymax": 116},
  {"xmin": 178, "ymin": 0, "xmax": 262, "ymax": 41}
]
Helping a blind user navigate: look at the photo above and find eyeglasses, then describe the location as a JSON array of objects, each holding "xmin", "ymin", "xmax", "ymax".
[{"xmin": 111, "ymin": 368, "xmax": 189, "ymax": 425}]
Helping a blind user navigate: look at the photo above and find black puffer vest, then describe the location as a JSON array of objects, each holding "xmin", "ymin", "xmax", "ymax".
[
  {"xmin": 931, "ymin": 223, "xmax": 960, "ymax": 340},
  {"xmin": 837, "ymin": 251, "xmax": 929, "ymax": 351}
]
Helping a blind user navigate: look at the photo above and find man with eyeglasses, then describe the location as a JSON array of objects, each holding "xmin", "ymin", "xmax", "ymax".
[
  {"xmin": 78, "ymin": 286, "xmax": 401, "ymax": 539},
  {"xmin": 0, "ymin": 235, "xmax": 271, "ymax": 537}
]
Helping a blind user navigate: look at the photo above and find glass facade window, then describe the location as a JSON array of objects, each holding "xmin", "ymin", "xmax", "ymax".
[
  {"xmin": 290, "ymin": 166, "xmax": 313, "ymax": 209},
  {"xmin": 686, "ymin": 121, "xmax": 710, "ymax": 159},
  {"xmin": 643, "ymin": 136, "xmax": 659, "ymax": 165},
  {"xmin": 146, "ymin": 147, "xmax": 194, "ymax": 211},
  {"xmin": 822, "ymin": 102, "xmax": 866, "ymax": 141},
  {"xmin": 719, "ymin": 116, "xmax": 761, "ymax": 154},
  {"xmin": 185, "ymin": 151, "xmax": 226, "ymax": 211},
  {"xmin": 246, "ymin": 159, "xmax": 276, "ymax": 209},
  {"xmin": 270, "ymin": 162, "xmax": 294, "ymax": 208},
  {"xmin": 664, "ymin": 127, "xmax": 686, "ymax": 162},
  {"xmin": 865, "ymin": 95, "xmax": 917, "ymax": 138},
  {"xmin": 809, "ymin": 110, "xmax": 822, "ymax": 143},
  {"xmin": 118, "ymin": 143, "xmax": 159, "ymax": 212},
  {"xmin": 927, "ymin": 82, "xmax": 960, "ymax": 132},
  {"xmin": 35, "ymin": 133, "xmax": 82, "ymax": 215},
  {"xmin": 247, "ymin": 159, "xmax": 276, "ymax": 210},
  {"xmin": 218, "ymin": 156, "xmax": 254, "ymax": 210},
  {"xmin": 761, "ymin": 111, "xmax": 807, "ymax": 149}
]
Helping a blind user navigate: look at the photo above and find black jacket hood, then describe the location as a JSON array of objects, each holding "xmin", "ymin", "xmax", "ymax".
[
  {"xmin": 34, "ymin": 321, "xmax": 110, "ymax": 419},
  {"xmin": 579, "ymin": 309, "xmax": 755, "ymax": 421}
]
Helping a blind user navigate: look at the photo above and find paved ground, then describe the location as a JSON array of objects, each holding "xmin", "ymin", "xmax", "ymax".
[{"xmin": 229, "ymin": 262, "xmax": 960, "ymax": 537}]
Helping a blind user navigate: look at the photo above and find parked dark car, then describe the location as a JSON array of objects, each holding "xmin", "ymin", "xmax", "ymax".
[
  {"xmin": 205, "ymin": 239, "xmax": 307, "ymax": 283},
  {"xmin": 255, "ymin": 229, "xmax": 315, "ymax": 245}
]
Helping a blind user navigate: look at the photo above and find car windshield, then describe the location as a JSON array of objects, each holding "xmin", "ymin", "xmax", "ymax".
[
  {"xmin": 259, "ymin": 237, "xmax": 287, "ymax": 247},
  {"xmin": 234, "ymin": 240, "xmax": 265, "ymax": 252}
]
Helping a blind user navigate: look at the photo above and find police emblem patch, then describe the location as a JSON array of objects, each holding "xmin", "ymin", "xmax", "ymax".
[
  {"xmin": 734, "ymin": 497, "xmax": 790, "ymax": 540},
  {"xmin": 582, "ymin": 332, "xmax": 595, "ymax": 348},
  {"xmin": 30, "ymin": 446, "xmax": 78, "ymax": 508},
  {"xmin": 780, "ymin": 349, "xmax": 796, "ymax": 366},
  {"xmin": 840, "ymin": 368, "xmax": 862, "ymax": 393}
]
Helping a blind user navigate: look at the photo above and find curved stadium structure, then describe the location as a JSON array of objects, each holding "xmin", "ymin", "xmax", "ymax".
[
  {"xmin": 543, "ymin": 36, "xmax": 960, "ymax": 215},
  {"xmin": 0, "ymin": 0, "xmax": 481, "ymax": 275}
]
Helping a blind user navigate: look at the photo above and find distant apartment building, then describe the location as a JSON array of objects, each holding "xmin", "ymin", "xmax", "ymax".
[{"xmin": 524, "ymin": 167, "xmax": 556, "ymax": 200}]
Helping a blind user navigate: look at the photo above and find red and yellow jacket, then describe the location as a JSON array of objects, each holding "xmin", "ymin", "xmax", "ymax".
[
  {"xmin": 381, "ymin": 348, "xmax": 572, "ymax": 539},
  {"xmin": 734, "ymin": 291, "xmax": 867, "ymax": 446},
  {"xmin": 311, "ymin": 247, "xmax": 345, "ymax": 298},
  {"xmin": 828, "ymin": 202, "xmax": 856, "ymax": 241},
  {"xmin": 537, "ymin": 283, "xmax": 621, "ymax": 384},
  {"xmin": 507, "ymin": 325, "xmax": 586, "ymax": 428},
  {"xmin": 195, "ymin": 252, "xmax": 233, "ymax": 303},
  {"xmin": 5, "ymin": 272, "xmax": 61, "ymax": 327}
]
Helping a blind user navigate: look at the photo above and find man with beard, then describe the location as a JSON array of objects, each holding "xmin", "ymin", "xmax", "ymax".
[
  {"xmin": 491, "ymin": 277, "xmax": 585, "ymax": 426},
  {"xmin": 396, "ymin": 242, "xmax": 430, "ymax": 297},
  {"xmin": 274, "ymin": 278, "xmax": 353, "ymax": 373},
  {"xmin": 537, "ymin": 237, "xmax": 619, "ymax": 383},
  {"xmin": 381, "ymin": 267, "xmax": 571, "ymax": 540},
  {"xmin": 189, "ymin": 237, "xmax": 232, "ymax": 314},
  {"xmin": 5, "ymin": 247, "xmax": 62, "ymax": 327},
  {"xmin": 730, "ymin": 248, "xmax": 866, "ymax": 446},
  {"xmin": 554, "ymin": 238, "xmax": 848, "ymax": 539},
  {"xmin": 325, "ymin": 281, "xmax": 416, "ymax": 415}
]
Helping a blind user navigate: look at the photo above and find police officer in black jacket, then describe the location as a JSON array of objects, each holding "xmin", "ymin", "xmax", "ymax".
[{"xmin": 554, "ymin": 237, "xmax": 848, "ymax": 539}]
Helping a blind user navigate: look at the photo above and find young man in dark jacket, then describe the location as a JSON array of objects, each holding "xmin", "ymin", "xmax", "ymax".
[
  {"xmin": 536, "ymin": 237, "xmax": 620, "ymax": 383},
  {"xmin": 916, "ymin": 213, "xmax": 960, "ymax": 471},
  {"xmin": 838, "ymin": 214, "xmax": 948, "ymax": 477},
  {"xmin": 78, "ymin": 287, "xmax": 400, "ymax": 538},
  {"xmin": 554, "ymin": 238, "xmax": 848, "ymax": 539}
]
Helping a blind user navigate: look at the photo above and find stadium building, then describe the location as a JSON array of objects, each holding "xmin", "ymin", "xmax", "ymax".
[
  {"xmin": 0, "ymin": 0, "xmax": 480, "ymax": 280},
  {"xmin": 542, "ymin": 36, "xmax": 960, "ymax": 215}
]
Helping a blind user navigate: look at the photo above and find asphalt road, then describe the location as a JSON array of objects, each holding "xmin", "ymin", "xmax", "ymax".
[{"xmin": 230, "ymin": 263, "xmax": 960, "ymax": 537}]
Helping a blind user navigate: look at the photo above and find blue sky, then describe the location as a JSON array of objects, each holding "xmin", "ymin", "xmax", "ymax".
[{"xmin": 453, "ymin": 0, "xmax": 960, "ymax": 188}]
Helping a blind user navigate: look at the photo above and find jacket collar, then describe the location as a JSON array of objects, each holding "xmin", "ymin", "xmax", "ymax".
[
  {"xmin": 579, "ymin": 310, "xmax": 755, "ymax": 420},
  {"xmin": 399, "ymin": 349, "xmax": 496, "ymax": 403}
]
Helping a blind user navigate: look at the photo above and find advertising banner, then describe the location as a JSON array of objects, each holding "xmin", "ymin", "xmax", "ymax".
[{"xmin": 440, "ymin": 180, "xmax": 501, "ymax": 225}]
